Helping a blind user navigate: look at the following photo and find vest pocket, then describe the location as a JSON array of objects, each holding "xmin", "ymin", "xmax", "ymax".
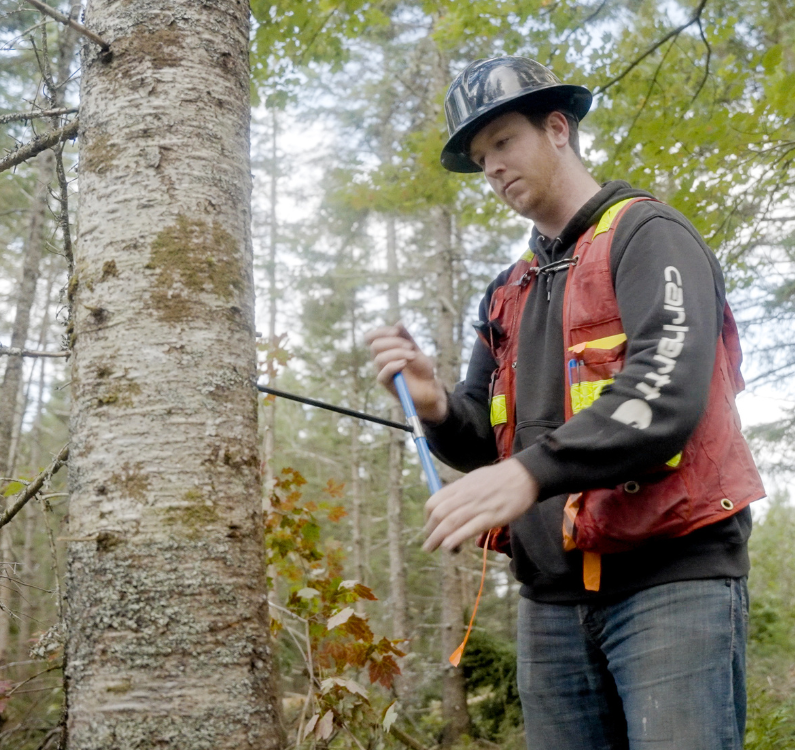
[{"xmin": 574, "ymin": 471, "xmax": 691, "ymax": 554}]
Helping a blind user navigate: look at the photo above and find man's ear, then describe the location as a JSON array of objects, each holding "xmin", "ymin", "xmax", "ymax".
[{"xmin": 545, "ymin": 111, "xmax": 570, "ymax": 148}]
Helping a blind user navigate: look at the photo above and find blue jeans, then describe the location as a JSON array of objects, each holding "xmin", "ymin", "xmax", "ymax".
[{"xmin": 516, "ymin": 578, "xmax": 748, "ymax": 750}]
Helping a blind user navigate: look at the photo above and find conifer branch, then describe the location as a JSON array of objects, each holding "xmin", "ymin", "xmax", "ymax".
[
  {"xmin": 23, "ymin": 0, "xmax": 109, "ymax": 50},
  {"xmin": 0, "ymin": 445, "xmax": 69, "ymax": 530},
  {"xmin": 0, "ymin": 107, "xmax": 77, "ymax": 125},
  {"xmin": 0, "ymin": 118, "xmax": 78, "ymax": 175}
]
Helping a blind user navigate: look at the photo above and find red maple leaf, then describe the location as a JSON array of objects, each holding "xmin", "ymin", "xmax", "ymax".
[
  {"xmin": 324, "ymin": 478, "xmax": 346, "ymax": 498},
  {"xmin": 368, "ymin": 655, "xmax": 401, "ymax": 689},
  {"xmin": 374, "ymin": 636, "xmax": 406, "ymax": 658},
  {"xmin": 341, "ymin": 614, "xmax": 373, "ymax": 644},
  {"xmin": 327, "ymin": 505, "xmax": 347, "ymax": 522},
  {"xmin": 353, "ymin": 583, "xmax": 377, "ymax": 601}
]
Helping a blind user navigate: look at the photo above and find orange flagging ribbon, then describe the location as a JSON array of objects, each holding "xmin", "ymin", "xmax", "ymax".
[
  {"xmin": 449, "ymin": 529, "xmax": 491, "ymax": 667},
  {"xmin": 583, "ymin": 551, "xmax": 601, "ymax": 591}
]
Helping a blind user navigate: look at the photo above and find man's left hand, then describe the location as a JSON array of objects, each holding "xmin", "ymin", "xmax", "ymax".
[{"xmin": 423, "ymin": 458, "xmax": 539, "ymax": 552}]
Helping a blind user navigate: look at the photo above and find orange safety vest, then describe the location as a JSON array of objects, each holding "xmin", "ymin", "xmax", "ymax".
[{"xmin": 477, "ymin": 198, "xmax": 765, "ymax": 591}]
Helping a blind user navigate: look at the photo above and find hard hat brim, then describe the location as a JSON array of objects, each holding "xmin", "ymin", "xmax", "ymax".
[{"xmin": 440, "ymin": 84, "xmax": 592, "ymax": 173}]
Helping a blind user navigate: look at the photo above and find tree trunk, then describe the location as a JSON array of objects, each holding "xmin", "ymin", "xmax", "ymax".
[
  {"xmin": 0, "ymin": 150, "xmax": 50, "ymax": 479},
  {"xmin": 65, "ymin": 3, "xmax": 280, "ymax": 747},
  {"xmin": 0, "ymin": 148, "xmax": 51, "ymax": 664},
  {"xmin": 18, "ymin": 292, "xmax": 54, "ymax": 660},
  {"xmin": 350, "ymin": 412, "xmax": 366, "ymax": 595},
  {"xmin": 432, "ymin": 206, "xmax": 471, "ymax": 745},
  {"xmin": 17, "ymin": 502, "xmax": 38, "ymax": 660},
  {"xmin": 385, "ymin": 216, "xmax": 409, "ymax": 643},
  {"xmin": 349, "ymin": 314, "xmax": 366, "ymax": 601},
  {"xmin": 262, "ymin": 107, "xmax": 278, "ymax": 505}
]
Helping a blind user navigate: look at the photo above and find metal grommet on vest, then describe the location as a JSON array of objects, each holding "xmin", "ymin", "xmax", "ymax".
[
  {"xmin": 440, "ymin": 56, "xmax": 592, "ymax": 173},
  {"xmin": 720, "ymin": 498, "xmax": 735, "ymax": 511},
  {"xmin": 624, "ymin": 481, "xmax": 641, "ymax": 494}
]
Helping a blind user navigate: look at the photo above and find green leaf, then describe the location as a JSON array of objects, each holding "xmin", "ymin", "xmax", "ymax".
[
  {"xmin": 3, "ymin": 481, "xmax": 24, "ymax": 497},
  {"xmin": 761, "ymin": 45, "xmax": 782, "ymax": 75}
]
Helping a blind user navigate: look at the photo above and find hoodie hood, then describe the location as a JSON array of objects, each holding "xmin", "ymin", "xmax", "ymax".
[{"xmin": 531, "ymin": 181, "xmax": 654, "ymax": 265}]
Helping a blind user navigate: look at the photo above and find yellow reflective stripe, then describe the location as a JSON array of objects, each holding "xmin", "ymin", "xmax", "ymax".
[
  {"xmin": 568, "ymin": 333, "xmax": 627, "ymax": 353},
  {"xmin": 570, "ymin": 378, "xmax": 614, "ymax": 415},
  {"xmin": 666, "ymin": 452, "xmax": 682, "ymax": 468},
  {"xmin": 520, "ymin": 248, "xmax": 535, "ymax": 262},
  {"xmin": 490, "ymin": 394, "xmax": 507, "ymax": 426},
  {"xmin": 593, "ymin": 198, "xmax": 636, "ymax": 238}
]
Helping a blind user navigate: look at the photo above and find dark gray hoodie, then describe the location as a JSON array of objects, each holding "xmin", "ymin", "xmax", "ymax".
[{"xmin": 425, "ymin": 181, "xmax": 751, "ymax": 603}]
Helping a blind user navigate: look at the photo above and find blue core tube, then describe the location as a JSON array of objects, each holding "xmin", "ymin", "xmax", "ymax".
[{"xmin": 393, "ymin": 372, "xmax": 442, "ymax": 494}]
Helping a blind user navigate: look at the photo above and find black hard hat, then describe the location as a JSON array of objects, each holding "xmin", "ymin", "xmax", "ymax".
[{"xmin": 441, "ymin": 56, "xmax": 592, "ymax": 173}]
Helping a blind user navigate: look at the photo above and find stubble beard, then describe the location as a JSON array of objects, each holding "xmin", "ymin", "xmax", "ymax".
[{"xmin": 508, "ymin": 150, "xmax": 560, "ymax": 223}]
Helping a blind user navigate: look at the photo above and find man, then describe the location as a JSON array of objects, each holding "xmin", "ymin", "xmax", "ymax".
[{"xmin": 366, "ymin": 57, "xmax": 764, "ymax": 749}]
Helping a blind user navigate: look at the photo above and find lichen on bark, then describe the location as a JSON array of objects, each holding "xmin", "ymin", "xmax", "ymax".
[
  {"xmin": 147, "ymin": 214, "xmax": 242, "ymax": 324},
  {"xmin": 80, "ymin": 131, "xmax": 117, "ymax": 174}
]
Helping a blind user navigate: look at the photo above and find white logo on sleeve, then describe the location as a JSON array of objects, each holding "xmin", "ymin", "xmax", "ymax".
[
  {"xmin": 611, "ymin": 399, "xmax": 653, "ymax": 429},
  {"xmin": 611, "ymin": 265, "xmax": 686, "ymax": 429}
]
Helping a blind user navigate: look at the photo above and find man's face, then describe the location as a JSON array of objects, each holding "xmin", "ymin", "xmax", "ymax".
[{"xmin": 468, "ymin": 111, "xmax": 560, "ymax": 220}]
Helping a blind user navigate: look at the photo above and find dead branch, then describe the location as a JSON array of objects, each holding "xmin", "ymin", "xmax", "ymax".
[
  {"xmin": 23, "ymin": 0, "xmax": 109, "ymax": 50},
  {"xmin": 54, "ymin": 145, "xmax": 73, "ymax": 269},
  {"xmin": 593, "ymin": 0, "xmax": 709, "ymax": 96},
  {"xmin": 0, "ymin": 107, "xmax": 77, "ymax": 126},
  {"xmin": 0, "ymin": 118, "xmax": 78, "ymax": 175},
  {"xmin": 0, "ymin": 445, "xmax": 68, "ymax": 530},
  {"xmin": 39, "ymin": 496, "xmax": 63, "ymax": 622},
  {"xmin": 0, "ymin": 345, "xmax": 69, "ymax": 359},
  {"xmin": 689, "ymin": 18, "xmax": 712, "ymax": 105},
  {"xmin": 389, "ymin": 725, "xmax": 431, "ymax": 750},
  {"xmin": 5, "ymin": 664, "xmax": 63, "ymax": 698},
  {"xmin": 341, "ymin": 722, "xmax": 368, "ymax": 750}
]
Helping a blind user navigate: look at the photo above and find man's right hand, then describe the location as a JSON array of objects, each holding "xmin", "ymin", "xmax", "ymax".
[{"xmin": 364, "ymin": 323, "xmax": 448, "ymax": 424}]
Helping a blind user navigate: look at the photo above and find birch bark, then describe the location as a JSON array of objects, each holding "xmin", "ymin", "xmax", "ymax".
[{"xmin": 66, "ymin": 2, "xmax": 279, "ymax": 747}]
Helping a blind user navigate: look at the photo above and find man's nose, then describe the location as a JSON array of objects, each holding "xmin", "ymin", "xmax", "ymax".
[{"xmin": 483, "ymin": 154, "xmax": 504, "ymax": 179}]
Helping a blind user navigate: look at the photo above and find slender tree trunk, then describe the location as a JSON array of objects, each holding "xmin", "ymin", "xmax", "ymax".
[
  {"xmin": 432, "ymin": 206, "xmax": 471, "ymax": 745},
  {"xmin": 385, "ymin": 216, "xmax": 409, "ymax": 643},
  {"xmin": 350, "ymin": 412, "xmax": 365, "ymax": 589},
  {"xmin": 349, "ymin": 314, "xmax": 366, "ymax": 601},
  {"xmin": 0, "ymin": 148, "xmax": 51, "ymax": 664},
  {"xmin": 7, "ymin": 370, "xmax": 28, "ymax": 485},
  {"xmin": 65, "ymin": 3, "xmax": 280, "ymax": 747},
  {"xmin": 18, "ymin": 290, "xmax": 54, "ymax": 660},
  {"xmin": 262, "ymin": 108, "xmax": 279, "ymax": 505},
  {"xmin": 17, "ymin": 503, "xmax": 37, "ymax": 660},
  {"xmin": 0, "ymin": 533, "xmax": 11, "ymax": 663},
  {"xmin": 0, "ymin": 151, "xmax": 50, "ymax": 479}
]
